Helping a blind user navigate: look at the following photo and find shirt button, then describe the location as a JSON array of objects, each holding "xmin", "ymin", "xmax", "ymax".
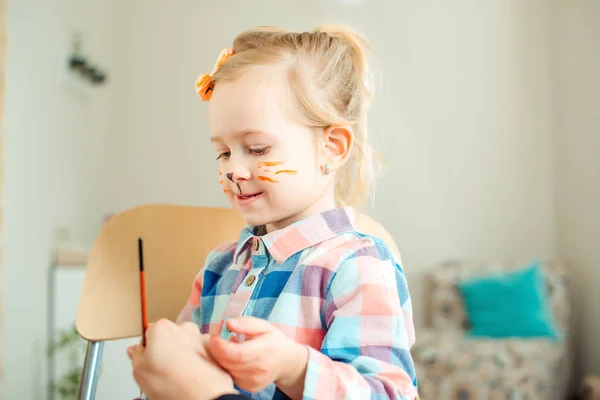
[
  {"xmin": 245, "ymin": 275, "xmax": 256, "ymax": 286},
  {"xmin": 252, "ymin": 240, "xmax": 260, "ymax": 251}
]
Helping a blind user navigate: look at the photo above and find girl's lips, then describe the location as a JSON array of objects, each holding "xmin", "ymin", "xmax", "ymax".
[{"xmin": 235, "ymin": 192, "xmax": 264, "ymax": 205}]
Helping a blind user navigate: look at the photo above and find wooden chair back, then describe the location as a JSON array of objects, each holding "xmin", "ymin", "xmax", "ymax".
[{"xmin": 75, "ymin": 205, "xmax": 401, "ymax": 342}]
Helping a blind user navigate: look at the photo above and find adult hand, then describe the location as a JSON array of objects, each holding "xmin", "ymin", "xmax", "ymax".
[
  {"xmin": 207, "ymin": 317, "xmax": 308, "ymax": 398},
  {"xmin": 127, "ymin": 319, "xmax": 237, "ymax": 400}
]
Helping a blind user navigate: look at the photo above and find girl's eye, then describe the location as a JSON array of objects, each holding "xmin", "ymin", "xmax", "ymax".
[
  {"xmin": 216, "ymin": 151, "xmax": 231, "ymax": 160},
  {"xmin": 250, "ymin": 147, "xmax": 270, "ymax": 155}
]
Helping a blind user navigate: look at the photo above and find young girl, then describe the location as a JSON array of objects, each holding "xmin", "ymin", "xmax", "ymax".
[{"xmin": 177, "ymin": 24, "xmax": 417, "ymax": 400}]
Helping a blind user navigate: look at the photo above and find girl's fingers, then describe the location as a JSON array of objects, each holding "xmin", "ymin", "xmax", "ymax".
[
  {"xmin": 226, "ymin": 316, "xmax": 273, "ymax": 338},
  {"xmin": 226, "ymin": 333, "xmax": 269, "ymax": 358},
  {"xmin": 208, "ymin": 335, "xmax": 260, "ymax": 365},
  {"xmin": 228, "ymin": 334, "xmax": 242, "ymax": 343}
]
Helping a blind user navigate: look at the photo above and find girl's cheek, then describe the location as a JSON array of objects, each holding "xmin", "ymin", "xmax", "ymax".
[
  {"xmin": 219, "ymin": 170, "xmax": 229, "ymax": 194},
  {"xmin": 256, "ymin": 161, "xmax": 297, "ymax": 184}
]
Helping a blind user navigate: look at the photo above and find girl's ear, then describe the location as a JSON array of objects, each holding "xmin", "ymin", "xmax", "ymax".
[{"xmin": 321, "ymin": 125, "xmax": 353, "ymax": 169}]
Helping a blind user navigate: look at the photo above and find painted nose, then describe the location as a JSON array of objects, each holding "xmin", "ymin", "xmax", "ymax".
[{"xmin": 226, "ymin": 173, "xmax": 234, "ymax": 182}]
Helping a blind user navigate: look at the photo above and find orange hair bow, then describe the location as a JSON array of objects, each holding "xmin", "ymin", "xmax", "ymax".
[{"xmin": 195, "ymin": 48, "xmax": 235, "ymax": 101}]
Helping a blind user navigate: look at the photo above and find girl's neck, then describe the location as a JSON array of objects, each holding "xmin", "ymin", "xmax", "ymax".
[{"xmin": 265, "ymin": 194, "xmax": 337, "ymax": 234}]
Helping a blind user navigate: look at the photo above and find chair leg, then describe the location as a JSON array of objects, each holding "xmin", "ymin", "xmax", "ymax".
[{"xmin": 77, "ymin": 341, "xmax": 104, "ymax": 400}]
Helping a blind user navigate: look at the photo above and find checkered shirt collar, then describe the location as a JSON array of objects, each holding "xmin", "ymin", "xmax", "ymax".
[{"xmin": 233, "ymin": 207, "xmax": 356, "ymax": 264}]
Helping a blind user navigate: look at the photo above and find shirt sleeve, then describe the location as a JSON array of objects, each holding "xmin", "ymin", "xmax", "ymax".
[
  {"xmin": 176, "ymin": 244, "xmax": 233, "ymax": 324},
  {"xmin": 301, "ymin": 239, "xmax": 418, "ymax": 400},
  {"xmin": 176, "ymin": 266, "xmax": 206, "ymax": 324}
]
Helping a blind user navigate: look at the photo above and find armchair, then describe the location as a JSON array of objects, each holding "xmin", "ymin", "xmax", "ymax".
[{"xmin": 412, "ymin": 258, "xmax": 572, "ymax": 399}]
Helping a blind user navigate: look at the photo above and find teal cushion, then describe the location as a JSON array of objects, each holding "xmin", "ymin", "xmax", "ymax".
[{"xmin": 456, "ymin": 261, "xmax": 559, "ymax": 340}]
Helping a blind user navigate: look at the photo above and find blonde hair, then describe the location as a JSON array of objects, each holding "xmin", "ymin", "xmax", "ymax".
[{"xmin": 212, "ymin": 24, "xmax": 381, "ymax": 208}]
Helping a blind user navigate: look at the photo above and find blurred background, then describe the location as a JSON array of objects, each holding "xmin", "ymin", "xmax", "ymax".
[{"xmin": 2, "ymin": 0, "xmax": 599, "ymax": 399}]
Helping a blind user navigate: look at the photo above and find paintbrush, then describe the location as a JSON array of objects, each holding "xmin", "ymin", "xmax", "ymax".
[
  {"xmin": 137, "ymin": 237, "xmax": 148, "ymax": 398},
  {"xmin": 138, "ymin": 237, "xmax": 148, "ymax": 347}
]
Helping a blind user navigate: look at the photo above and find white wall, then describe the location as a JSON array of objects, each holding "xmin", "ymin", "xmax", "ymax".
[
  {"xmin": 112, "ymin": 0, "xmax": 557, "ymax": 328},
  {"xmin": 4, "ymin": 0, "xmax": 117, "ymax": 398},
  {"xmin": 553, "ymin": 0, "xmax": 600, "ymax": 378}
]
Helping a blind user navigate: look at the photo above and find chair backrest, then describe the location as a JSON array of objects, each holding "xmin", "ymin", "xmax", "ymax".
[
  {"xmin": 423, "ymin": 258, "xmax": 570, "ymax": 336},
  {"xmin": 75, "ymin": 205, "xmax": 246, "ymax": 341},
  {"xmin": 75, "ymin": 204, "xmax": 401, "ymax": 342}
]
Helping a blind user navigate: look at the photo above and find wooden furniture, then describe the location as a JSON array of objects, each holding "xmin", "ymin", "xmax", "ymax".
[{"xmin": 75, "ymin": 204, "xmax": 401, "ymax": 399}]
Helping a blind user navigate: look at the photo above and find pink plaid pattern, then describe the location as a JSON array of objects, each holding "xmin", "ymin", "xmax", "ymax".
[{"xmin": 177, "ymin": 207, "xmax": 418, "ymax": 399}]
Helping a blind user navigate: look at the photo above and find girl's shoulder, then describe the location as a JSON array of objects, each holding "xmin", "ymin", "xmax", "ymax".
[
  {"xmin": 302, "ymin": 229, "xmax": 403, "ymax": 276},
  {"xmin": 311, "ymin": 210, "xmax": 403, "ymax": 268},
  {"xmin": 354, "ymin": 212, "xmax": 402, "ymax": 263},
  {"xmin": 336, "ymin": 230, "xmax": 400, "ymax": 264}
]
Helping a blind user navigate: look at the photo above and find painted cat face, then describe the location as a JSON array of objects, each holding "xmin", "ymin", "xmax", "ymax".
[{"xmin": 207, "ymin": 66, "xmax": 334, "ymax": 231}]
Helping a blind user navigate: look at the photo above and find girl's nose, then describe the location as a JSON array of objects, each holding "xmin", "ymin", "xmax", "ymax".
[{"xmin": 225, "ymin": 159, "xmax": 252, "ymax": 182}]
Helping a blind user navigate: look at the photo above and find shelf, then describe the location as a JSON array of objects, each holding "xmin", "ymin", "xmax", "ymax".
[{"xmin": 54, "ymin": 245, "xmax": 90, "ymax": 267}]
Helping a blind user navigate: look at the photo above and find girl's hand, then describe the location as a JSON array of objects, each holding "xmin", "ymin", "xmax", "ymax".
[
  {"xmin": 207, "ymin": 317, "xmax": 309, "ymax": 397},
  {"xmin": 127, "ymin": 319, "xmax": 236, "ymax": 400}
]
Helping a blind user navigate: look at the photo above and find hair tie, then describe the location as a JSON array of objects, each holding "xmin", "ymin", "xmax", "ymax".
[{"xmin": 195, "ymin": 48, "xmax": 235, "ymax": 101}]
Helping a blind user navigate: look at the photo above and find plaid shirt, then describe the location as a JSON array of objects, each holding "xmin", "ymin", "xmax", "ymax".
[{"xmin": 177, "ymin": 207, "xmax": 418, "ymax": 400}]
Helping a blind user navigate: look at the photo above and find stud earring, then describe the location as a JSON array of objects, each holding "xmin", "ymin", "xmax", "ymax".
[{"xmin": 323, "ymin": 163, "xmax": 331, "ymax": 175}]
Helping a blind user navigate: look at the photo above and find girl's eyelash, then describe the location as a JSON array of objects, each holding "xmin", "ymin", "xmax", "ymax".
[
  {"xmin": 216, "ymin": 147, "xmax": 269, "ymax": 160},
  {"xmin": 250, "ymin": 147, "xmax": 270, "ymax": 155},
  {"xmin": 216, "ymin": 151, "xmax": 230, "ymax": 160}
]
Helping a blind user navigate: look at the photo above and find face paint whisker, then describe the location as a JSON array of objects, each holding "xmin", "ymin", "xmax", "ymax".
[
  {"xmin": 274, "ymin": 170, "xmax": 297, "ymax": 175},
  {"xmin": 237, "ymin": 183, "xmax": 242, "ymax": 195},
  {"xmin": 258, "ymin": 176, "xmax": 278, "ymax": 183},
  {"xmin": 257, "ymin": 161, "xmax": 285, "ymax": 168}
]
